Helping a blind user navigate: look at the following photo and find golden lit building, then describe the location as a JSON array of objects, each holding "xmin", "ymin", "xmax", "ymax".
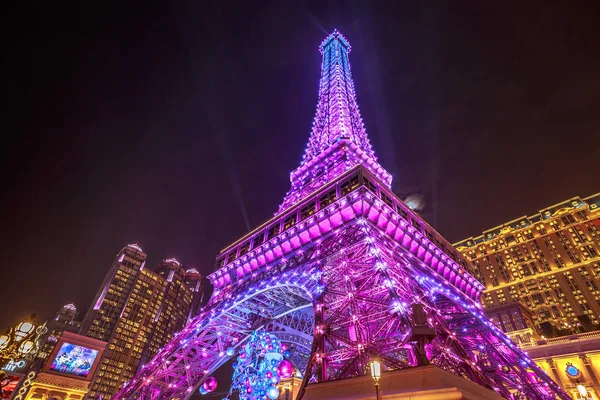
[
  {"xmin": 78, "ymin": 244, "xmax": 203, "ymax": 399},
  {"xmin": 484, "ymin": 302, "xmax": 600, "ymax": 398},
  {"xmin": 276, "ymin": 376, "xmax": 302, "ymax": 400},
  {"xmin": 455, "ymin": 193, "xmax": 600, "ymax": 398},
  {"xmin": 524, "ymin": 331, "xmax": 600, "ymax": 400},
  {"xmin": 455, "ymin": 193, "xmax": 600, "ymax": 336},
  {"xmin": 21, "ymin": 331, "xmax": 106, "ymax": 400}
]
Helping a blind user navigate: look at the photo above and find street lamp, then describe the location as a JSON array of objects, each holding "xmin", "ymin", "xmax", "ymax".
[
  {"xmin": 369, "ymin": 359, "xmax": 382, "ymax": 400},
  {"xmin": 576, "ymin": 382, "xmax": 588, "ymax": 399},
  {"xmin": 0, "ymin": 315, "xmax": 46, "ymax": 364}
]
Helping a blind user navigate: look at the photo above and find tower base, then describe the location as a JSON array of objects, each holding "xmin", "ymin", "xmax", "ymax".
[{"xmin": 302, "ymin": 365, "xmax": 503, "ymax": 400}]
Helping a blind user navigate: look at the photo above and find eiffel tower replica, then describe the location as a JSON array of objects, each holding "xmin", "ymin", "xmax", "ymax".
[{"xmin": 116, "ymin": 31, "xmax": 569, "ymax": 400}]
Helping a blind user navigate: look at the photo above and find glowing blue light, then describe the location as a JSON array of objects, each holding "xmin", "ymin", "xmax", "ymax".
[
  {"xmin": 267, "ymin": 386, "xmax": 280, "ymax": 399},
  {"xmin": 566, "ymin": 365, "xmax": 579, "ymax": 377}
]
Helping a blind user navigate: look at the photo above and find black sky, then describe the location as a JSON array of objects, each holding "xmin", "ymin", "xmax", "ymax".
[{"xmin": 2, "ymin": 1, "xmax": 599, "ymax": 330}]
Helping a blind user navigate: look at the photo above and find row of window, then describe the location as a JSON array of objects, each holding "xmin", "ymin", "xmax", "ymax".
[
  {"xmin": 215, "ymin": 170, "xmax": 466, "ymax": 274},
  {"xmin": 215, "ymin": 173, "xmax": 364, "ymax": 268}
]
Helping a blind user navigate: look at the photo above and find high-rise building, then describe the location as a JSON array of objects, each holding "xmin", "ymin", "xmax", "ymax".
[
  {"xmin": 79, "ymin": 244, "xmax": 203, "ymax": 399},
  {"xmin": 454, "ymin": 193, "xmax": 600, "ymax": 337},
  {"xmin": 454, "ymin": 194, "xmax": 600, "ymax": 398},
  {"xmin": 20, "ymin": 331, "xmax": 107, "ymax": 400},
  {"xmin": 40, "ymin": 303, "xmax": 82, "ymax": 360}
]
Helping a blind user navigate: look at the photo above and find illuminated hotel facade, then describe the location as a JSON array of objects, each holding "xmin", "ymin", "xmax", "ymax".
[
  {"xmin": 78, "ymin": 244, "xmax": 204, "ymax": 399},
  {"xmin": 455, "ymin": 193, "xmax": 600, "ymax": 335},
  {"xmin": 455, "ymin": 193, "xmax": 600, "ymax": 398}
]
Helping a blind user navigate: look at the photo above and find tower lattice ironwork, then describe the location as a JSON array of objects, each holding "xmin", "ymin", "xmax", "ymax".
[{"xmin": 115, "ymin": 31, "xmax": 570, "ymax": 400}]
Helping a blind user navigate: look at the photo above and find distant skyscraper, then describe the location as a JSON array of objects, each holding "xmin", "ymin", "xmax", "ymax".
[
  {"xmin": 79, "ymin": 244, "xmax": 203, "ymax": 399},
  {"xmin": 40, "ymin": 303, "xmax": 82, "ymax": 360},
  {"xmin": 454, "ymin": 193, "xmax": 600, "ymax": 336},
  {"xmin": 55, "ymin": 303, "xmax": 78, "ymax": 325}
]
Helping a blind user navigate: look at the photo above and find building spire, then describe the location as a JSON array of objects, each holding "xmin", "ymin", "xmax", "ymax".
[
  {"xmin": 277, "ymin": 30, "xmax": 391, "ymax": 214},
  {"xmin": 302, "ymin": 30, "xmax": 375, "ymax": 164}
]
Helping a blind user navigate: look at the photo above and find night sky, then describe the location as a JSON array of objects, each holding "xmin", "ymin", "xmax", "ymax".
[{"xmin": 3, "ymin": 0, "xmax": 599, "ymax": 337}]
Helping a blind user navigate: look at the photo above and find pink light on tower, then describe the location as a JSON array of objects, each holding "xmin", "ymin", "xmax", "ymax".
[{"xmin": 114, "ymin": 31, "xmax": 571, "ymax": 400}]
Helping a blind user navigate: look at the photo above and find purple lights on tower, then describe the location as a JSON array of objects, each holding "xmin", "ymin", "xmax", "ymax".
[
  {"xmin": 278, "ymin": 30, "xmax": 391, "ymax": 214},
  {"xmin": 114, "ymin": 32, "xmax": 570, "ymax": 400},
  {"xmin": 303, "ymin": 30, "xmax": 374, "ymax": 165}
]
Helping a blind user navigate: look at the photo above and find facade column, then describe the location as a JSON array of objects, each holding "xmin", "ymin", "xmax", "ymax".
[
  {"xmin": 579, "ymin": 354, "xmax": 600, "ymax": 395},
  {"xmin": 546, "ymin": 358, "xmax": 565, "ymax": 390}
]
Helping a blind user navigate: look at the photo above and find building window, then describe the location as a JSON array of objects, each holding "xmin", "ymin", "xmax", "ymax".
[
  {"xmin": 267, "ymin": 224, "xmax": 280, "ymax": 240},
  {"xmin": 532, "ymin": 293, "xmax": 544, "ymax": 305},
  {"xmin": 319, "ymin": 189, "xmax": 337, "ymax": 208},
  {"xmin": 381, "ymin": 192, "xmax": 394, "ymax": 207},
  {"xmin": 363, "ymin": 178, "xmax": 377, "ymax": 193},
  {"xmin": 300, "ymin": 202, "xmax": 316, "ymax": 220},
  {"xmin": 283, "ymin": 214, "xmax": 296, "ymax": 230},
  {"xmin": 255, "ymin": 231, "xmax": 266, "ymax": 246},
  {"xmin": 239, "ymin": 242, "xmax": 250, "ymax": 257},
  {"xmin": 341, "ymin": 174, "xmax": 359, "ymax": 195}
]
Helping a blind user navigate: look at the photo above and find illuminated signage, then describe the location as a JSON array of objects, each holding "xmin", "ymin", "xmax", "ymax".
[
  {"xmin": 0, "ymin": 374, "xmax": 22, "ymax": 399},
  {"xmin": 1, "ymin": 359, "xmax": 29, "ymax": 374},
  {"xmin": 50, "ymin": 343, "xmax": 98, "ymax": 378}
]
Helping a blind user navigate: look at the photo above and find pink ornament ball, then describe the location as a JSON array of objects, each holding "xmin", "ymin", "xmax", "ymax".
[
  {"xmin": 202, "ymin": 377, "xmax": 217, "ymax": 393},
  {"xmin": 277, "ymin": 360, "xmax": 294, "ymax": 378}
]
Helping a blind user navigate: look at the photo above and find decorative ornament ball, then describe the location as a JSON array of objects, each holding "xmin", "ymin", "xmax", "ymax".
[
  {"xmin": 202, "ymin": 377, "xmax": 217, "ymax": 392},
  {"xmin": 267, "ymin": 386, "xmax": 280, "ymax": 399},
  {"xmin": 198, "ymin": 386, "xmax": 208, "ymax": 395},
  {"xmin": 283, "ymin": 349, "xmax": 291, "ymax": 358},
  {"xmin": 266, "ymin": 370, "xmax": 272, "ymax": 379},
  {"xmin": 277, "ymin": 360, "xmax": 294, "ymax": 378},
  {"xmin": 226, "ymin": 347, "xmax": 235, "ymax": 356},
  {"xmin": 246, "ymin": 385, "xmax": 253, "ymax": 394}
]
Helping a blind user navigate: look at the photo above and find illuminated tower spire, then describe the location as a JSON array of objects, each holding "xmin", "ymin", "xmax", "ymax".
[
  {"xmin": 278, "ymin": 30, "xmax": 392, "ymax": 213},
  {"xmin": 303, "ymin": 30, "xmax": 374, "ymax": 163}
]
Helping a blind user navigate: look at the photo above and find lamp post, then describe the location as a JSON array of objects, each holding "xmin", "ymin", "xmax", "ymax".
[
  {"xmin": 576, "ymin": 382, "xmax": 588, "ymax": 399},
  {"xmin": 0, "ymin": 315, "xmax": 46, "ymax": 365},
  {"xmin": 369, "ymin": 359, "xmax": 382, "ymax": 400}
]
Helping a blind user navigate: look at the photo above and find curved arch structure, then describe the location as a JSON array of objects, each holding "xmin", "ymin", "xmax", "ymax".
[{"xmin": 115, "ymin": 31, "xmax": 570, "ymax": 400}]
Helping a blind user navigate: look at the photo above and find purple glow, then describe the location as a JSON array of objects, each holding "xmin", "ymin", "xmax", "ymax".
[
  {"xmin": 93, "ymin": 284, "xmax": 109, "ymax": 310},
  {"xmin": 113, "ymin": 31, "xmax": 570, "ymax": 400}
]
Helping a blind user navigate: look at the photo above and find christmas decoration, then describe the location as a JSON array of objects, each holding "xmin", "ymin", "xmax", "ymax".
[{"xmin": 226, "ymin": 330, "xmax": 291, "ymax": 400}]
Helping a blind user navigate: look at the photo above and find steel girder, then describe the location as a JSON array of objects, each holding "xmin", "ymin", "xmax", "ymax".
[{"xmin": 116, "ymin": 220, "xmax": 569, "ymax": 400}]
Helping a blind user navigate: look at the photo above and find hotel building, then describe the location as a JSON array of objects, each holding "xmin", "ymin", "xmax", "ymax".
[
  {"xmin": 455, "ymin": 193, "xmax": 600, "ymax": 399},
  {"xmin": 455, "ymin": 193, "xmax": 600, "ymax": 336},
  {"xmin": 79, "ymin": 244, "xmax": 203, "ymax": 399}
]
